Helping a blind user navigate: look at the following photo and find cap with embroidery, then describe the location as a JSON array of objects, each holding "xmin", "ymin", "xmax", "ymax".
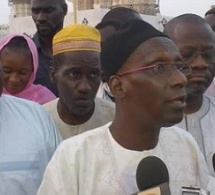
[{"xmin": 53, "ymin": 24, "xmax": 101, "ymax": 56}]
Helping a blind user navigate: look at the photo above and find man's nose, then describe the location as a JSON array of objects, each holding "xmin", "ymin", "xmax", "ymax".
[
  {"xmin": 170, "ymin": 68, "xmax": 188, "ymax": 88},
  {"xmin": 190, "ymin": 54, "xmax": 209, "ymax": 70},
  {"xmin": 77, "ymin": 78, "xmax": 91, "ymax": 94},
  {"xmin": 36, "ymin": 11, "xmax": 47, "ymax": 21}
]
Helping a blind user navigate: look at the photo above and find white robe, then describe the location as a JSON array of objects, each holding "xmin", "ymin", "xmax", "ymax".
[
  {"xmin": 37, "ymin": 123, "xmax": 215, "ymax": 195},
  {"xmin": 176, "ymin": 95, "xmax": 215, "ymax": 176}
]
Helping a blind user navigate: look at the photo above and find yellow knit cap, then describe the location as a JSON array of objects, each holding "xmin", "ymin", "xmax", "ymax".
[{"xmin": 53, "ymin": 24, "xmax": 101, "ymax": 56}]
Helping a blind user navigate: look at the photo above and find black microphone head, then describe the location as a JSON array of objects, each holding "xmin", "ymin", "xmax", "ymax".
[{"xmin": 136, "ymin": 156, "xmax": 169, "ymax": 191}]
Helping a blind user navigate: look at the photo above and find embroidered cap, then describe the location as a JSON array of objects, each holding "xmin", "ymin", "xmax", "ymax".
[{"xmin": 53, "ymin": 24, "xmax": 101, "ymax": 56}]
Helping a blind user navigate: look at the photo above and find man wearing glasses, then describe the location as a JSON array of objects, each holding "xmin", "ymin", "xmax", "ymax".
[
  {"xmin": 164, "ymin": 14, "xmax": 215, "ymax": 176},
  {"xmin": 37, "ymin": 19, "xmax": 214, "ymax": 195}
]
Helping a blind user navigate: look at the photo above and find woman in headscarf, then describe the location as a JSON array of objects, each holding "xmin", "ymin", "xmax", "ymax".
[{"xmin": 0, "ymin": 33, "xmax": 56, "ymax": 104}]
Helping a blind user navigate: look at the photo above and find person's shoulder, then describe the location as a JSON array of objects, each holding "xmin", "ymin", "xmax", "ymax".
[
  {"xmin": 161, "ymin": 125, "xmax": 193, "ymax": 138},
  {"xmin": 94, "ymin": 97, "xmax": 115, "ymax": 120},
  {"xmin": 205, "ymin": 94, "xmax": 215, "ymax": 104},
  {"xmin": 2, "ymin": 94, "xmax": 40, "ymax": 107},
  {"xmin": 203, "ymin": 95, "xmax": 215, "ymax": 112},
  {"xmin": 1, "ymin": 95, "xmax": 60, "ymax": 144},
  {"xmin": 60, "ymin": 122, "xmax": 111, "ymax": 149},
  {"xmin": 43, "ymin": 98, "xmax": 59, "ymax": 110},
  {"xmin": 95, "ymin": 97, "xmax": 115, "ymax": 109},
  {"xmin": 32, "ymin": 32, "xmax": 40, "ymax": 46},
  {"xmin": 160, "ymin": 125, "xmax": 198, "ymax": 148},
  {"xmin": 32, "ymin": 33, "xmax": 37, "ymax": 41},
  {"xmin": 2, "ymin": 95, "xmax": 51, "ymax": 119}
]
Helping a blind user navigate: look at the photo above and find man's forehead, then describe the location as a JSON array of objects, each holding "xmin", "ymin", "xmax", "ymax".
[
  {"xmin": 61, "ymin": 50, "xmax": 100, "ymax": 59},
  {"xmin": 169, "ymin": 26, "xmax": 215, "ymax": 52},
  {"xmin": 60, "ymin": 63, "xmax": 100, "ymax": 72},
  {"xmin": 135, "ymin": 37, "xmax": 173, "ymax": 51},
  {"xmin": 170, "ymin": 22, "xmax": 212, "ymax": 41},
  {"xmin": 57, "ymin": 51, "xmax": 100, "ymax": 67},
  {"xmin": 65, "ymin": 65, "xmax": 100, "ymax": 69}
]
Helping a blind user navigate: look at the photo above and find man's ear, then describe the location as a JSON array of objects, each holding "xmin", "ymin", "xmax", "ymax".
[
  {"xmin": 49, "ymin": 66, "xmax": 57, "ymax": 84},
  {"xmin": 108, "ymin": 75, "xmax": 126, "ymax": 99}
]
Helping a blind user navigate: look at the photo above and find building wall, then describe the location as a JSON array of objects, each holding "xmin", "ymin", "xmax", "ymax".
[
  {"xmin": 9, "ymin": 15, "xmax": 36, "ymax": 36},
  {"xmin": 11, "ymin": 0, "xmax": 31, "ymax": 17},
  {"xmin": 8, "ymin": 10, "xmax": 102, "ymax": 36},
  {"xmin": 0, "ymin": 24, "xmax": 10, "ymax": 39},
  {"xmin": 9, "ymin": 6, "xmax": 169, "ymax": 36},
  {"xmin": 100, "ymin": 0, "xmax": 158, "ymax": 15}
]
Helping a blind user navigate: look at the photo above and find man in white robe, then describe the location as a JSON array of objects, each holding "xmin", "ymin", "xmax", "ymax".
[
  {"xmin": 37, "ymin": 123, "xmax": 215, "ymax": 195},
  {"xmin": 37, "ymin": 19, "xmax": 215, "ymax": 195},
  {"xmin": 164, "ymin": 14, "xmax": 215, "ymax": 176}
]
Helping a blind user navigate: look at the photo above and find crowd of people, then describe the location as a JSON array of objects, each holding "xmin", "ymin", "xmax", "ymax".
[{"xmin": 1, "ymin": 0, "xmax": 215, "ymax": 194}]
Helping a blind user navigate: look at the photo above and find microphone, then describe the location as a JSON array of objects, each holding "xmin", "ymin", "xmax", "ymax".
[{"xmin": 133, "ymin": 156, "xmax": 171, "ymax": 195}]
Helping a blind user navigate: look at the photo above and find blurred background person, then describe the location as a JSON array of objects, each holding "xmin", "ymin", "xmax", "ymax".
[
  {"xmin": 31, "ymin": 0, "xmax": 68, "ymax": 96},
  {"xmin": 44, "ymin": 24, "xmax": 115, "ymax": 139},
  {"xmin": 95, "ymin": 7, "xmax": 142, "ymax": 101},
  {"xmin": 0, "ymin": 33, "xmax": 56, "ymax": 104},
  {"xmin": 164, "ymin": 14, "xmax": 215, "ymax": 175},
  {"xmin": 0, "ymin": 61, "xmax": 61, "ymax": 195}
]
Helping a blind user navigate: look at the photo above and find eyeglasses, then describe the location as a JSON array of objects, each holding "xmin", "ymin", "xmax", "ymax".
[
  {"xmin": 180, "ymin": 49, "xmax": 215, "ymax": 64},
  {"xmin": 118, "ymin": 62, "xmax": 192, "ymax": 77}
]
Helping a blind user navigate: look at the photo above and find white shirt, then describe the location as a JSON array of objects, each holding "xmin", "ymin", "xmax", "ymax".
[
  {"xmin": 37, "ymin": 123, "xmax": 215, "ymax": 195},
  {"xmin": 176, "ymin": 95, "xmax": 215, "ymax": 176},
  {"xmin": 43, "ymin": 97, "xmax": 115, "ymax": 139},
  {"xmin": 0, "ymin": 95, "xmax": 61, "ymax": 195},
  {"xmin": 205, "ymin": 78, "xmax": 215, "ymax": 97}
]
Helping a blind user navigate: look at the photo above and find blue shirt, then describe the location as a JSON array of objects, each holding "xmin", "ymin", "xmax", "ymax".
[
  {"xmin": 0, "ymin": 95, "xmax": 61, "ymax": 195},
  {"xmin": 32, "ymin": 33, "xmax": 58, "ymax": 96}
]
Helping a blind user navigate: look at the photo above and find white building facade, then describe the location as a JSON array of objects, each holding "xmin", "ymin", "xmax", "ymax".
[{"xmin": 7, "ymin": 0, "xmax": 170, "ymax": 36}]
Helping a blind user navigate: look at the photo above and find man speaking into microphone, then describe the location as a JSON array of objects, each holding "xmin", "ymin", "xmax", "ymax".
[{"xmin": 37, "ymin": 19, "xmax": 215, "ymax": 195}]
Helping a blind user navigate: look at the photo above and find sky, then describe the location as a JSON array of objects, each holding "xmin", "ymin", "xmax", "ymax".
[{"xmin": 0, "ymin": 0, "xmax": 214, "ymax": 24}]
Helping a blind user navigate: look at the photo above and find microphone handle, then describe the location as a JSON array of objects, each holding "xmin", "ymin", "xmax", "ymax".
[
  {"xmin": 131, "ymin": 182, "xmax": 170, "ymax": 195},
  {"xmin": 160, "ymin": 182, "xmax": 171, "ymax": 194}
]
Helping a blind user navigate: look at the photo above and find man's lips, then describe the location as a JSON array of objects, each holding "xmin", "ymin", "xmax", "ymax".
[
  {"xmin": 38, "ymin": 26, "xmax": 49, "ymax": 30},
  {"xmin": 37, "ymin": 23, "xmax": 49, "ymax": 29},
  {"xmin": 76, "ymin": 97, "xmax": 92, "ymax": 106},
  {"xmin": 188, "ymin": 73, "xmax": 208, "ymax": 82},
  {"xmin": 166, "ymin": 95, "xmax": 187, "ymax": 108}
]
